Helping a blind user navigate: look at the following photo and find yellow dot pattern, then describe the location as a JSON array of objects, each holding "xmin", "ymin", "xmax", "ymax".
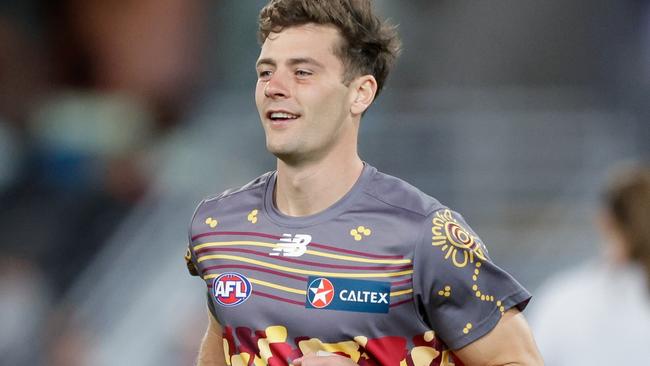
[
  {"xmin": 471, "ymin": 262, "xmax": 494, "ymax": 302},
  {"xmin": 247, "ymin": 209, "xmax": 259, "ymax": 224},
  {"xmin": 205, "ymin": 217, "xmax": 218, "ymax": 229},
  {"xmin": 350, "ymin": 226, "xmax": 372, "ymax": 241},
  {"xmin": 496, "ymin": 300, "xmax": 505, "ymax": 315},
  {"xmin": 437, "ymin": 285, "xmax": 452, "ymax": 298},
  {"xmin": 458, "ymin": 260, "xmax": 504, "ymax": 334},
  {"xmin": 429, "ymin": 210, "xmax": 509, "ymax": 336}
]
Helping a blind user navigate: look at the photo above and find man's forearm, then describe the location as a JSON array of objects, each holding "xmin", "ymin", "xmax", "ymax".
[
  {"xmin": 454, "ymin": 310, "xmax": 544, "ymax": 366},
  {"xmin": 196, "ymin": 336, "xmax": 223, "ymax": 366},
  {"xmin": 197, "ymin": 311, "xmax": 226, "ymax": 366}
]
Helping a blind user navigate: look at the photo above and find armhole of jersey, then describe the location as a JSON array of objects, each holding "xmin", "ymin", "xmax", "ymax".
[
  {"xmin": 188, "ymin": 198, "xmax": 208, "ymax": 244},
  {"xmin": 186, "ymin": 198, "xmax": 208, "ymax": 276},
  {"xmin": 193, "ymin": 197, "xmax": 227, "ymax": 324}
]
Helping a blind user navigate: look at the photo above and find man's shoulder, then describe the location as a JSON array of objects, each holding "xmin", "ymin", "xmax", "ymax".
[
  {"xmin": 363, "ymin": 167, "xmax": 444, "ymax": 218},
  {"xmin": 197, "ymin": 171, "xmax": 273, "ymax": 212}
]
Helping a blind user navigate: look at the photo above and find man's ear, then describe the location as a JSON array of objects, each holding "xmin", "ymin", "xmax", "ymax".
[{"xmin": 350, "ymin": 75, "xmax": 378, "ymax": 116}]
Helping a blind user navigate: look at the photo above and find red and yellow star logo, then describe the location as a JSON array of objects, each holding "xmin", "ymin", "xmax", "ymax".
[{"xmin": 308, "ymin": 278, "xmax": 335, "ymax": 308}]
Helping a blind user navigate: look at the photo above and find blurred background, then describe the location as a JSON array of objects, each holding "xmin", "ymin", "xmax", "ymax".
[{"xmin": 0, "ymin": 0, "xmax": 647, "ymax": 365}]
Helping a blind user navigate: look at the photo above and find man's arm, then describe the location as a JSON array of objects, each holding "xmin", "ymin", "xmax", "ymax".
[
  {"xmin": 196, "ymin": 310, "xmax": 226, "ymax": 366},
  {"xmin": 453, "ymin": 308, "xmax": 544, "ymax": 366}
]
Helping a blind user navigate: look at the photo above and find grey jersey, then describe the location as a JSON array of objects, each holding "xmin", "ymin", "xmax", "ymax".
[{"xmin": 186, "ymin": 164, "xmax": 530, "ymax": 366}]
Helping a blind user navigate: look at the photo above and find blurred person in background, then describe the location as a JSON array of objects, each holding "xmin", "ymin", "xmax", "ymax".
[
  {"xmin": 186, "ymin": 1, "xmax": 542, "ymax": 366},
  {"xmin": 530, "ymin": 163, "xmax": 650, "ymax": 365}
]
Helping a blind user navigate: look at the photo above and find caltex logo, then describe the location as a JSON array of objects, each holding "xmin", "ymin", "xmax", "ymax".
[
  {"xmin": 305, "ymin": 276, "xmax": 391, "ymax": 314},
  {"xmin": 307, "ymin": 278, "xmax": 335, "ymax": 308},
  {"xmin": 212, "ymin": 272, "xmax": 252, "ymax": 307}
]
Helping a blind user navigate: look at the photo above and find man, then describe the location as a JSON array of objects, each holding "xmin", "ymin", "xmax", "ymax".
[{"xmin": 185, "ymin": 1, "xmax": 543, "ymax": 365}]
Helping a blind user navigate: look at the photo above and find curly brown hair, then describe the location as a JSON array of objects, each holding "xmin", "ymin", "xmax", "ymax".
[
  {"xmin": 604, "ymin": 164, "xmax": 650, "ymax": 288},
  {"xmin": 258, "ymin": 0, "xmax": 402, "ymax": 97}
]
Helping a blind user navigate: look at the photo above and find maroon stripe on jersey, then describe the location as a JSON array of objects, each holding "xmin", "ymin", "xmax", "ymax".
[
  {"xmin": 193, "ymin": 231, "xmax": 279, "ymax": 241},
  {"xmin": 204, "ymin": 263, "xmax": 411, "ymax": 290},
  {"xmin": 390, "ymin": 298, "xmax": 413, "ymax": 308},
  {"xmin": 253, "ymin": 291, "xmax": 304, "ymax": 306},
  {"xmin": 192, "ymin": 231, "xmax": 405, "ymax": 259},
  {"xmin": 204, "ymin": 264, "xmax": 307, "ymax": 282},
  {"xmin": 391, "ymin": 277, "xmax": 413, "ymax": 286},
  {"xmin": 308, "ymin": 242, "xmax": 404, "ymax": 260},
  {"xmin": 196, "ymin": 247, "xmax": 412, "ymax": 271}
]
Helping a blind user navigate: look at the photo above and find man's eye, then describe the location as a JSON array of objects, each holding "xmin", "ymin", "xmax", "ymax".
[
  {"xmin": 258, "ymin": 70, "xmax": 272, "ymax": 79},
  {"xmin": 296, "ymin": 70, "xmax": 312, "ymax": 77}
]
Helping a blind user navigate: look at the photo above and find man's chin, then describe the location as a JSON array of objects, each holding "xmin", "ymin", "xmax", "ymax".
[
  {"xmin": 267, "ymin": 145, "xmax": 305, "ymax": 165},
  {"xmin": 267, "ymin": 143, "xmax": 293, "ymax": 158},
  {"xmin": 270, "ymin": 151, "xmax": 295, "ymax": 162}
]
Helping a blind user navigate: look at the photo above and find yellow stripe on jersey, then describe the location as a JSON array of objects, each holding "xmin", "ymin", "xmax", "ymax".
[
  {"xmin": 194, "ymin": 241, "xmax": 275, "ymax": 251},
  {"xmin": 194, "ymin": 241, "xmax": 411, "ymax": 265},
  {"xmin": 204, "ymin": 273, "xmax": 413, "ymax": 297},
  {"xmin": 390, "ymin": 288, "xmax": 414, "ymax": 297},
  {"xmin": 249, "ymin": 278, "xmax": 306, "ymax": 295},
  {"xmin": 198, "ymin": 254, "xmax": 413, "ymax": 278},
  {"xmin": 305, "ymin": 250, "xmax": 411, "ymax": 265}
]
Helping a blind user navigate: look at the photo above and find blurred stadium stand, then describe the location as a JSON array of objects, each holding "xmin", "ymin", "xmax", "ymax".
[{"xmin": 0, "ymin": 0, "xmax": 648, "ymax": 365}]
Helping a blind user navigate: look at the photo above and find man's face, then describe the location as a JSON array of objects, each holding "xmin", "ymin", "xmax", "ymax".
[{"xmin": 255, "ymin": 23, "xmax": 356, "ymax": 163}]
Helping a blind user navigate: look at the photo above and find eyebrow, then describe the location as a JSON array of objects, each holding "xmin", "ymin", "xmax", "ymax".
[{"xmin": 256, "ymin": 57, "xmax": 325, "ymax": 69}]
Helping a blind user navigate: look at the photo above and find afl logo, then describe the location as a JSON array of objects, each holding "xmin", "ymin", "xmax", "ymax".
[
  {"xmin": 212, "ymin": 272, "xmax": 252, "ymax": 307},
  {"xmin": 308, "ymin": 278, "xmax": 335, "ymax": 308}
]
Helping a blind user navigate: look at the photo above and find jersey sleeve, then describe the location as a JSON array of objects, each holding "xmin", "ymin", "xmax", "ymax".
[
  {"xmin": 185, "ymin": 198, "xmax": 220, "ymax": 319},
  {"xmin": 412, "ymin": 208, "xmax": 531, "ymax": 350},
  {"xmin": 185, "ymin": 198, "xmax": 206, "ymax": 277},
  {"xmin": 184, "ymin": 245, "xmax": 200, "ymax": 276}
]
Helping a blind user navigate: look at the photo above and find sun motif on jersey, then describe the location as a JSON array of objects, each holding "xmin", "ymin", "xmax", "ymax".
[{"xmin": 431, "ymin": 210, "xmax": 487, "ymax": 268}]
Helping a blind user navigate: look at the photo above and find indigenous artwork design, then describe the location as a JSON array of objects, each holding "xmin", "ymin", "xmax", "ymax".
[
  {"xmin": 431, "ymin": 210, "xmax": 487, "ymax": 268},
  {"xmin": 221, "ymin": 325, "xmax": 463, "ymax": 366}
]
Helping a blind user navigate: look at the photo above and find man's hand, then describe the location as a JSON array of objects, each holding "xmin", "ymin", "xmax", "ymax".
[{"xmin": 292, "ymin": 352, "xmax": 358, "ymax": 366}]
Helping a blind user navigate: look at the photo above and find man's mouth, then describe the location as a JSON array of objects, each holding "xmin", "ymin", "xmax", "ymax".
[{"xmin": 267, "ymin": 111, "xmax": 301, "ymax": 122}]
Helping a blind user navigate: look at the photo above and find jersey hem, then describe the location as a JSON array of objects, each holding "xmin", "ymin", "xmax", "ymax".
[{"xmin": 445, "ymin": 289, "xmax": 532, "ymax": 350}]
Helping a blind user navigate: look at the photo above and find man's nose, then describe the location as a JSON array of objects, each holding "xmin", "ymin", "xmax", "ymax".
[{"xmin": 264, "ymin": 73, "xmax": 290, "ymax": 99}]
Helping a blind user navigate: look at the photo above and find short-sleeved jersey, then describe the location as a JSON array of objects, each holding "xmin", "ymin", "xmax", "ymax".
[{"xmin": 185, "ymin": 164, "xmax": 530, "ymax": 366}]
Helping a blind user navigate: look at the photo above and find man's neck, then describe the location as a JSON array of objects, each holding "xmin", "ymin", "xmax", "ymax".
[{"xmin": 274, "ymin": 154, "xmax": 364, "ymax": 217}]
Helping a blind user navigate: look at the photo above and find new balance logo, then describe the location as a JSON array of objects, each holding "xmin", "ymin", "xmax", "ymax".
[{"xmin": 270, "ymin": 234, "xmax": 311, "ymax": 257}]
